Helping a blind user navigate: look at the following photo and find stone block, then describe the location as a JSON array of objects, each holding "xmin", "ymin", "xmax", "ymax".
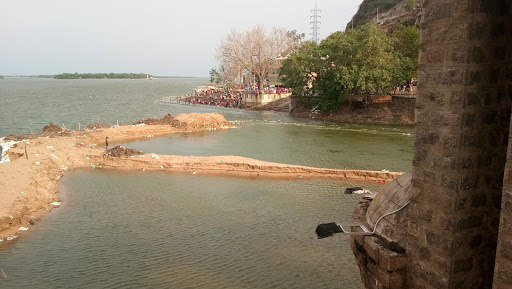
[
  {"xmin": 482, "ymin": 110, "xmax": 498, "ymax": 124},
  {"xmin": 433, "ymin": 154, "xmax": 456, "ymax": 169},
  {"xmin": 502, "ymin": 191, "xmax": 512, "ymax": 213},
  {"xmin": 431, "ymin": 252, "xmax": 450, "ymax": 274},
  {"xmin": 435, "ymin": 213, "xmax": 455, "ymax": 232},
  {"xmin": 477, "ymin": 153, "xmax": 493, "ymax": 168},
  {"xmin": 452, "ymin": 0, "xmax": 472, "ymax": 16},
  {"xmin": 416, "ymin": 110, "xmax": 429, "ymax": 125},
  {"xmin": 367, "ymin": 261, "xmax": 400, "ymax": 289},
  {"xmin": 506, "ymin": 66, "xmax": 512, "ymax": 80},
  {"xmin": 423, "ymin": 0, "xmax": 452, "ymax": 23},
  {"xmin": 378, "ymin": 248, "xmax": 408, "ymax": 272},
  {"xmin": 490, "ymin": 67, "xmax": 501, "ymax": 84},
  {"xmin": 433, "ymin": 69, "xmax": 464, "ymax": 86},
  {"xmin": 470, "ymin": 193, "xmax": 487, "ymax": 208},
  {"xmin": 412, "ymin": 261, "xmax": 449, "ymax": 289},
  {"xmin": 430, "ymin": 110, "xmax": 462, "ymax": 126},
  {"xmin": 465, "ymin": 70, "xmax": 482, "ymax": 86},
  {"xmin": 409, "ymin": 186, "xmax": 423, "ymax": 201},
  {"xmin": 493, "ymin": 46, "xmax": 507, "ymax": 61},
  {"xmin": 426, "ymin": 23, "xmax": 470, "ymax": 44},
  {"xmin": 471, "ymin": 0, "xmax": 494, "ymax": 14},
  {"xmin": 461, "ymin": 176, "xmax": 479, "ymax": 191},
  {"xmin": 443, "ymin": 134, "xmax": 460, "ymax": 150},
  {"xmin": 492, "ymin": 21, "xmax": 506, "ymax": 38},
  {"xmin": 424, "ymin": 186, "xmax": 455, "ymax": 212},
  {"xmin": 421, "ymin": 49, "xmax": 445, "ymax": 64},
  {"xmin": 364, "ymin": 236, "xmax": 381, "ymax": 264},
  {"xmin": 456, "ymin": 214, "xmax": 483, "ymax": 230},
  {"xmin": 414, "ymin": 149, "xmax": 428, "ymax": 164},
  {"xmin": 422, "ymin": 170, "xmax": 437, "ymax": 186},
  {"xmin": 409, "ymin": 243, "xmax": 432, "ymax": 262},
  {"xmin": 351, "ymin": 233, "xmax": 365, "ymax": 249},
  {"xmin": 495, "ymin": 259, "xmax": 512, "ymax": 285},
  {"xmin": 469, "ymin": 21, "xmax": 487, "ymax": 40},
  {"xmin": 463, "ymin": 112, "xmax": 477, "ymax": 128},
  {"xmin": 388, "ymin": 270, "xmax": 407, "ymax": 289},
  {"xmin": 415, "ymin": 128, "xmax": 440, "ymax": 145},
  {"xmin": 489, "ymin": 129, "xmax": 501, "ymax": 146},
  {"xmin": 451, "ymin": 46, "xmax": 468, "ymax": 63},
  {"xmin": 470, "ymin": 46, "xmax": 487, "ymax": 63},
  {"xmin": 440, "ymin": 174, "xmax": 457, "ymax": 190},
  {"xmin": 425, "ymin": 90, "xmax": 447, "ymax": 105},
  {"xmin": 463, "ymin": 134, "xmax": 483, "ymax": 148},
  {"xmin": 499, "ymin": 216, "xmax": 512, "ymax": 235},
  {"xmin": 450, "ymin": 90, "xmax": 465, "ymax": 106},
  {"xmin": 408, "ymin": 219, "xmax": 423, "ymax": 240},
  {"xmin": 453, "ymin": 256, "xmax": 474, "ymax": 273},
  {"xmin": 457, "ymin": 197, "xmax": 467, "ymax": 210},
  {"xmin": 425, "ymin": 230, "xmax": 453, "ymax": 255},
  {"xmin": 498, "ymin": 240, "xmax": 512, "ymax": 263},
  {"xmin": 461, "ymin": 155, "xmax": 472, "ymax": 169}
]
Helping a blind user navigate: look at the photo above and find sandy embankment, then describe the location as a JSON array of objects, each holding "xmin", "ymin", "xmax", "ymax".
[{"xmin": 0, "ymin": 113, "xmax": 402, "ymax": 243}]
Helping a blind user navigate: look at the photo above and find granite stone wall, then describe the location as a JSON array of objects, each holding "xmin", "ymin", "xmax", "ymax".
[{"xmin": 408, "ymin": 0, "xmax": 511, "ymax": 288}]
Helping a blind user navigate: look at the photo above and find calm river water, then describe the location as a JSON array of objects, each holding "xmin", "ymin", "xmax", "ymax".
[{"xmin": 0, "ymin": 77, "xmax": 414, "ymax": 288}]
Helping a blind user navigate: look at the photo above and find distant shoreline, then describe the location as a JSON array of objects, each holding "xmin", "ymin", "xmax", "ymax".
[
  {"xmin": 54, "ymin": 73, "xmax": 153, "ymax": 79},
  {"xmin": 0, "ymin": 75, "xmax": 206, "ymax": 79}
]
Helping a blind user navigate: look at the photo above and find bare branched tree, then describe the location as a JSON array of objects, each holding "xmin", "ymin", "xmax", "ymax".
[{"xmin": 217, "ymin": 25, "xmax": 300, "ymax": 94}]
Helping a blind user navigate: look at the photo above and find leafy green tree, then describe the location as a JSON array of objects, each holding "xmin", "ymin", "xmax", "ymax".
[
  {"xmin": 280, "ymin": 41, "xmax": 323, "ymax": 105},
  {"xmin": 391, "ymin": 24, "xmax": 420, "ymax": 80},
  {"xmin": 0, "ymin": 75, "xmax": 3, "ymax": 79},
  {"xmin": 282, "ymin": 23, "xmax": 417, "ymax": 110},
  {"xmin": 405, "ymin": 0, "xmax": 416, "ymax": 11}
]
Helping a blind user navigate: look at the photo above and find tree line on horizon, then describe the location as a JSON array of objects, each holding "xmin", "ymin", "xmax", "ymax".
[
  {"xmin": 54, "ymin": 73, "xmax": 153, "ymax": 79},
  {"xmin": 280, "ymin": 22, "xmax": 419, "ymax": 110}
]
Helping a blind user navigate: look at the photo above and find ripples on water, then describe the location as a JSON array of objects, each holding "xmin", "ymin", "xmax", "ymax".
[
  {"xmin": 0, "ymin": 172, "xmax": 368, "ymax": 288},
  {"xmin": 0, "ymin": 77, "xmax": 209, "ymax": 137},
  {"xmin": 122, "ymin": 119, "xmax": 413, "ymax": 172}
]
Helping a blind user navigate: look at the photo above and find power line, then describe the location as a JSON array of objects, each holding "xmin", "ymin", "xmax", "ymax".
[{"xmin": 310, "ymin": 2, "xmax": 321, "ymax": 43}]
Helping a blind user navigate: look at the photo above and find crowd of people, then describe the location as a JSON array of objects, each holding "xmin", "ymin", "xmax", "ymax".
[
  {"xmin": 171, "ymin": 94, "xmax": 245, "ymax": 109},
  {"xmin": 171, "ymin": 86, "xmax": 245, "ymax": 109},
  {"xmin": 168, "ymin": 84, "xmax": 291, "ymax": 109}
]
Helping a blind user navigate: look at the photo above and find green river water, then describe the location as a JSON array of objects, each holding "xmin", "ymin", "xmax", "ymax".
[{"xmin": 0, "ymin": 78, "xmax": 414, "ymax": 288}]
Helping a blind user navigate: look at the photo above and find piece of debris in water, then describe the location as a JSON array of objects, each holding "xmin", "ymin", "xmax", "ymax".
[
  {"xmin": 6, "ymin": 235, "xmax": 17, "ymax": 241},
  {"xmin": 344, "ymin": 187, "xmax": 374, "ymax": 195}
]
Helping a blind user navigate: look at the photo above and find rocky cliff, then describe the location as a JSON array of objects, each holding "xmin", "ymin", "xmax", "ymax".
[{"xmin": 346, "ymin": 0, "xmax": 422, "ymax": 31}]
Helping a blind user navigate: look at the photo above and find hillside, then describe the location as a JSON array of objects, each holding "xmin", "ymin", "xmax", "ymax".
[{"xmin": 346, "ymin": 0, "xmax": 422, "ymax": 30}]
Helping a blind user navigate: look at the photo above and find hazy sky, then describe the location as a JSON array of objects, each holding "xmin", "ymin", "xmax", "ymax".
[{"xmin": 1, "ymin": 0, "xmax": 363, "ymax": 77}]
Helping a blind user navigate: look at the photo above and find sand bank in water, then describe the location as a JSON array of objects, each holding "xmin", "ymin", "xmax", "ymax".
[{"xmin": 0, "ymin": 113, "xmax": 402, "ymax": 244}]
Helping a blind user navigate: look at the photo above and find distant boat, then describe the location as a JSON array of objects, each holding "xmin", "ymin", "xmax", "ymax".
[{"xmin": 146, "ymin": 74, "xmax": 154, "ymax": 80}]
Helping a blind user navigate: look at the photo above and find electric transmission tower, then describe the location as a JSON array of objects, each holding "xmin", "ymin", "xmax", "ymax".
[{"xmin": 310, "ymin": 3, "xmax": 321, "ymax": 43}]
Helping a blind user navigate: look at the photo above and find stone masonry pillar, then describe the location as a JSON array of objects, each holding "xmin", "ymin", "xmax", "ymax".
[{"xmin": 409, "ymin": 1, "xmax": 511, "ymax": 288}]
